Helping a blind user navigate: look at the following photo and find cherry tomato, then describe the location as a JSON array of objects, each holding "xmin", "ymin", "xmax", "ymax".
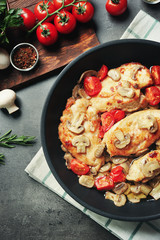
[
  {"xmin": 54, "ymin": 10, "xmax": 76, "ymax": 34},
  {"xmin": 98, "ymin": 125, "xmax": 105, "ymax": 139},
  {"xmin": 36, "ymin": 22, "xmax": 58, "ymax": 46},
  {"xmin": 53, "ymin": 0, "xmax": 73, "ymax": 12},
  {"xmin": 70, "ymin": 159, "xmax": 90, "ymax": 175},
  {"xmin": 145, "ymin": 86, "xmax": 160, "ymax": 106},
  {"xmin": 72, "ymin": 1, "xmax": 94, "ymax": 23},
  {"xmin": 101, "ymin": 112, "xmax": 115, "ymax": 132},
  {"xmin": 109, "ymin": 109, "xmax": 125, "ymax": 122},
  {"xmin": 84, "ymin": 76, "xmax": 102, "ymax": 96},
  {"xmin": 95, "ymin": 176, "xmax": 114, "ymax": 191},
  {"xmin": 151, "ymin": 65, "xmax": 160, "ymax": 85},
  {"xmin": 21, "ymin": 8, "xmax": 36, "ymax": 30},
  {"xmin": 105, "ymin": 0, "xmax": 127, "ymax": 16},
  {"xmin": 34, "ymin": 1, "xmax": 56, "ymax": 22},
  {"xmin": 110, "ymin": 166, "xmax": 126, "ymax": 183},
  {"xmin": 97, "ymin": 64, "xmax": 108, "ymax": 81}
]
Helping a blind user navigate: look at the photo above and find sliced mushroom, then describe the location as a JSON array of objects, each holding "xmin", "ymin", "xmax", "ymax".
[
  {"xmin": 137, "ymin": 115, "xmax": 158, "ymax": 133},
  {"xmin": 99, "ymin": 162, "xmax": 112, "ymax": 173},
  {"xmin": 108, "ymin": 69, "xmax": 121, "ymax": 81},
  {"xmin": 78, "ymin": 88, "xmax": 91, "ymax": 99},
  {"xmin": 119, "ymin": 161, "xmax": 130, "ymax": 175},
  {"xmin": 113, "ymin": 182, "xmax": 128, "ymax": 194},
  {"xmin": 72, "ymin": 135, "xmax": 90, "ymax": 153},
  {"xmin": 105, "ymin": 191, "xmax": 115, "ymax": 202},
  {"xmin": 90, "ymin": 167, "xmax": 98, "ymax": 175},
  {"xmin": 127, "ymin": 193, "xmax": 146, "ymax": 203},
  {"xmin": 130, "ymin": 184, "xmax": 141, "ymax": 194},
  {"xmin": 64, "ymin": 153, "xmax": 73, "ymax": 169},
  {"xmin": 124, "ymin": 183, "xmax": 131, "ymax": 195},
  {"xmin": 150, "ymin": 183, "xmax": 160, "ymax": 200},
  {"xmin": 72, "ymin": 84, "xmax": 81, "ymax": 99},
  {"xmin": 122, "ymin": 80, "xmax": 131, "ymax": 88},
  {"xmin": 149, "ymin": 175, "xmax": 160, "ymax": 188},
  {"xmin": 114, "ymin": 194, "xmax": 126, "ymax": 207},
  {"xmin": 111, "ymin": 156, "xmax": 128, "ymax": 164},
  {"xmin": 66, "ymin": 112, "xmax": 85, "ymax": 134},
  {"xmin": 79, "ymin": 175, "xmax": 94, "ymax": 188},
  {"xmin": 141, "ymin": 159, "xmax": 160, "ymax": 178},
  {"xmin": 130, "ymin": 65, "xmax": 144, "ymax": 80},
  {"xmin": 140, "ymin": 184, "xmax": 152, "ymax": 195},
  {"xmin": 78, "ymin": 70, "xmax": 97, "ymax": 84},
  {"xmin": 114, "ymin": 130, "xmax": 131, "ymax": 149},
  {"xmin": 94, "ymin": 143, "xmax": 105, "ymax": 158},
  {"xmin": 117, "ymin": 87, "xmax": 135, "ymax": 98},
  {"xmin": 61, "ymin": 144, "xmax": 68, "ymax": 153}
]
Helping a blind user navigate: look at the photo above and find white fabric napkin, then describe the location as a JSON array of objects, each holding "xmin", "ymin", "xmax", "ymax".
[{"xmin": 25, "ymin": 10, "xmax": 160, "ymax": 240}]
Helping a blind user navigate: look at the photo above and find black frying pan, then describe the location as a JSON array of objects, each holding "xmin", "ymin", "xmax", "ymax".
[{"xmin": 41, "ymin": 39, "xmax": 160, "ymax": 221}]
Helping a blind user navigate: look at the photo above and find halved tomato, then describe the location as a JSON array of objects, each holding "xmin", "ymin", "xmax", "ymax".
[
  {"xmin": 95, "ymin": 175, "xmax": 114, "ymax": 191},
  {"xmin": 84, "ymin": 76, "xmax": 102, "ymax": 96},
  {"xmin": 97, "ymin": 64, "xmax": 108, "ymax": 81},
  {"xmin": 70, "ymin": 158, "xmax": 90, "ymax": 175},
  {"xmin": 151, "ymin": 65, "xmax": 160, "ymax": 85},
  {"xmin": 101, "ymin": 112, "xmax": 115, "ymax": 132}
]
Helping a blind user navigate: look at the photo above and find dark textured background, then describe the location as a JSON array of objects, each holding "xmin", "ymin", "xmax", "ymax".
[{"xmin": 0, "ymin": 1, "xmax": 160, "ymax": 239}]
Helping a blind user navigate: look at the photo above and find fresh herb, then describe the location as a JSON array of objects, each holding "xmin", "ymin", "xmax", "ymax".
[
  {"xmin": 0, "ymin": 130, "xmax": 36, "ymax": 165},
  {"xmin": 0, "ymin": 0, "xmax": 23, "ymax": 45}
]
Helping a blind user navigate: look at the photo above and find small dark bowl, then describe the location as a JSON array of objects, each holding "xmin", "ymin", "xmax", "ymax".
[{"xmin": 41, "ymin": 39, "xmax": 160, "ymax": 221}]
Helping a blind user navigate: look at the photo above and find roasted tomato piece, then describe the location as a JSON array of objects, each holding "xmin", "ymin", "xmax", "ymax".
[
  {"xmin": 109, "ymin": 109, "xmax": 125, "ymax": 123},
  {"xmin": 95, "ymin": 175, "xmax": 114, "ymax": 191},
  {"xmin": 151, "ymin": 65, "xmax": 160, "ymax": 85},
  {"xmin": 110, "ymin": 166, "xmax": 126, "ymax": 183},
  {"xmin": 70, "ymin": 158, "xmax": 90, "ymax": 175},
  {"xmin": 101, "ymin": 112, "xmax": 115, "ymax": 132},
  {"xmin": 97, "ymin": 64, "xmax": 108, "ymax": 81},
  {"xmin": 84, "ymin": 76, "xmax": 102, "ymax": 96},
  {"xmin": 145, "ymin": 86, "xmax": 160, "ymax": 106}
]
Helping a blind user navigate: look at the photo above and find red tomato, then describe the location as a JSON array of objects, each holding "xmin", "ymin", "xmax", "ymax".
[
  {"xmin": 34, "ymin": 1, "xmax": 56, "ymax": 22},
  {"xmin": 110, "ymin": 166, "xmax": 126, "ymax": 183},
  {"xmin": 70, "ymin": 159, "xmax": 90, "ymax": 175},
  {"xmin": 98, "ymin": 125, "xmax": 105, "ymax": 139},
  {"xmin": 84, "ymin": 76, "xmax": 102, "ymax": 96},
  {"xmin": 101, "ymin": 112, "xmax": 115, "ymax": 132},
  {"xmin": 145, "ymin": 86, "xmax": 160, "ymax": 106},
  {"xmin": 95, "ymin": 176, "xmax": 114, "ymax": 191},
  {"xmin": 151, "ymin": 65, "xmax": 160, "ymax": 85},
  {"xmin": 105, "ymin": 0, "xmax": 127, "ymax": 16},
  {"xmin": 72, "ymin": 1, "xmax": 94, "ymax": 23},
  {"xmin": 53, "ymin": 0, "xmax": 73, "ymax": 12},
  {"xmin": 36, "ymin": 22, "xmax": 58, "ymax": 46},
  {"xmin": 21, "ymin": 8, "xmax": 36, "ymax": 30},
  {"xmin": 109, "ymin": 109, "xmax": 125, "ymax": 122},
  {"xmin": 97, "ymin": 64, "xmax": 108, "ymax": 81},
  {"xmin": 54, "ymin": 10, "xmax": 76, "ymax": 34}
]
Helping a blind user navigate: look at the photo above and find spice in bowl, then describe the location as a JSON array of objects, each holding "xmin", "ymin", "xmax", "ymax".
[{"xmin": 10, "ymin": 43, "xmax": 38, "ymax": 71}]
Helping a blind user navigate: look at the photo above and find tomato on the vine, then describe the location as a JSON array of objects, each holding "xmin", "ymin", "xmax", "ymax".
[
  {"xmin": 34, "ymin": 1, "xmax": 56, "ymax": 22},
  {"xmin": 72, "ymin": 1, "xmax": 94, "ymax": 23},
  {"xmin": 21, "ymin": 8, "xmax": 36, "ymax": 30},
  {"xmin": 84, "ymin": 76, "xmax": 102, "ymax": 96},
  {"xmin": 54, "ymin": 10, "xmax": 76, "ymax": 34},
  {"xmin": 53, "ymin": 0, "xmax": 73, "ymax": 12},
  {"xmin": 36, "ymin": 22, "xmax": 58, "ymax": 46},
  {"xmin": 105, "ymin": 0, "xmax": 127, "ymax": 16}
]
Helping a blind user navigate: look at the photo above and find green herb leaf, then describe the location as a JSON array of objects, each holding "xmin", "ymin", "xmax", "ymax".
[
  {"xmin": 0, "ymin": 130, "xmax": 36, "ymax": 165},
  {"xmin": 0, "ymin": 1, "xmax": 23, "ymax": 45}
]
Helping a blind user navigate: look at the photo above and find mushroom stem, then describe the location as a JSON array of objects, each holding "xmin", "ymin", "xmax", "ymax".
[{"xmin": 6, "ymin": 103, "xmax": 19, "ymax": 114}]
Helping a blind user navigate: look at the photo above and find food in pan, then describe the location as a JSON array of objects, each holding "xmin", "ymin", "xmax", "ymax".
[{"xmin": 58, "ymin": 62, "xmax": 160, "ymax": 207}]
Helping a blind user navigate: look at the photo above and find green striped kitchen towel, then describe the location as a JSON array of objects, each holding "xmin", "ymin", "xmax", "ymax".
[{"xmin": 25, "ymin": 10, "xmax": 160, "ymax": 240}]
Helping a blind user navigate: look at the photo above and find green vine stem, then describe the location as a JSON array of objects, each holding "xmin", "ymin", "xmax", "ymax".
[{"xmin": 28, "ymin": 0, "xmax": 87, "ymax": 34}]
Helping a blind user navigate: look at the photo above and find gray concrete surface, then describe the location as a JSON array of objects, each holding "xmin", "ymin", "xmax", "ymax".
[{"xmin": 0, "ymin": 1, "xmax": 160, "ymax": 239}]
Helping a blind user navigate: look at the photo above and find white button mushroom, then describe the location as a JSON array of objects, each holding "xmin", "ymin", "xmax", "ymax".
[
  {"xmin": 0, "ymin": 89, "xmax": 19, "ymax": 114},
  {"xmin": 0, "ymin": 48, "xmax": 10, "ymax": 70}
]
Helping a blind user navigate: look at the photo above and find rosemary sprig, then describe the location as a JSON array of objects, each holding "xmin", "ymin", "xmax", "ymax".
[{"xmin": 0, "ymin": 130, "xmax": 36, "ymax": 164}]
